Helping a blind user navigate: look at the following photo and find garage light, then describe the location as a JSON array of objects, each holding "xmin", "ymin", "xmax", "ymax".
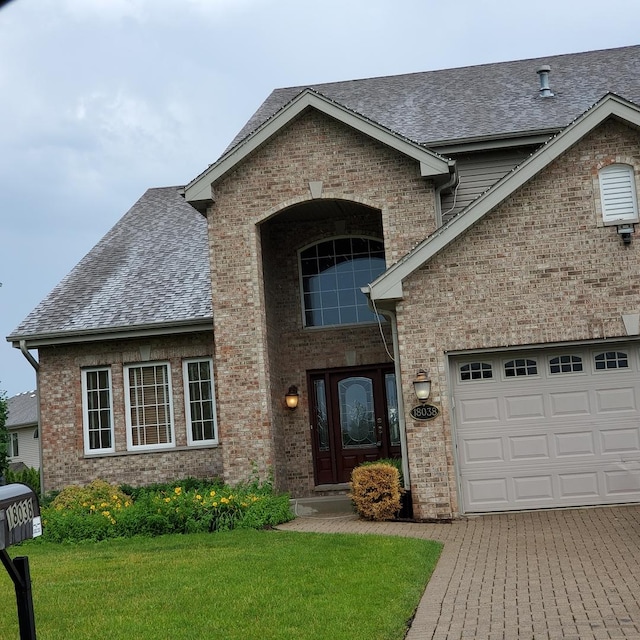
[{"xmin": 413, "ymin": 369, "xmax": 431, "ymax": 403}]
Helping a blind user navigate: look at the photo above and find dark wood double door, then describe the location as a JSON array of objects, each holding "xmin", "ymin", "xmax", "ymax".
[{"xmin": 309, "ymin": 365, "xmax": 400, "ymax": 485}]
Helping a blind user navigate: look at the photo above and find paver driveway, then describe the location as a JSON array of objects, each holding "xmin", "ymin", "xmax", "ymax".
[{"xmin": 278, "ymin": 505, "xmax": 640, "ymax": 639}]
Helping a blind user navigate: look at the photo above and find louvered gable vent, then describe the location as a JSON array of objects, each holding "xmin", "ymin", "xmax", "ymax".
[{"xmin": 599, "ymin": 164, "xmax": 639, "ymax": 225}]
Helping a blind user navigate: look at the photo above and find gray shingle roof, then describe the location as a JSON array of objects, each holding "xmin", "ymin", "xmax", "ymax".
[
  {"xmin": 230, "ymin": 45, "xmax": 640, "ymax": 150},
  {"xmin": 9, "ymin": 187, "xmax": 212, "ymax": 341},
  {"xmin": 6, "ymin": 391, "xmax": 38, "ymax": 428}
]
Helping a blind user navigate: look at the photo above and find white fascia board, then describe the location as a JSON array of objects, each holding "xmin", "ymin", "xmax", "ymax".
[
  {"xmin": 9, "ymin": 319, "xmax": 214, "ymax": 349},
  {"xmin": 368, "ymin": 94, "xmax": 640, "ymax": 302},
  {"xmin": 184, "ymin": 90, "xmax": 449, "ymax": 204}
]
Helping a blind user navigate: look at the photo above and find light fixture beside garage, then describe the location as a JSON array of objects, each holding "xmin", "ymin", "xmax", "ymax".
[{"xmin": 413, "ymin": 369, "xmax": 431, "ymax": 403}]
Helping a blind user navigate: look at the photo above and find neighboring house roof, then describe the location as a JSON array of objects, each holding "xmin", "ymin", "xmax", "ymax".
[
  {"xmin": 186, "ymin": 89, "xmax": 453, "ymax": 206},
  {"xmin": 6, "ymin": 391, "xmax": 38, "ymax": 429},
  {"xmin": 8, "ymin": 187, "xmax": 213, "ymax": 346},
  {"xmin": 366, "ymin": 94, "xmax": 640, "ymax": 301},
  {"xmin": 230, "ymin": 46, "xmax": 640, "ymax": 150}
]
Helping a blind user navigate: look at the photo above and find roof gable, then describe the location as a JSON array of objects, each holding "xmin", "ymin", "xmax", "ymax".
[
  {"xmin": 8, "ymin": 187, "xmax": 213, "ymax": 346},
  {"xmin": 366, "ymin": 94, "xmax": 640, "ymax": 301},
  {"xmin": 184, "ymin": 89, "xmax": 451, "ymax": 207}
]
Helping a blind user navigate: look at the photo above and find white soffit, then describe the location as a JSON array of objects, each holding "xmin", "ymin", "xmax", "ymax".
[
  {"xmin": 368, "ymin": 94, "xmax": 640, "ymax": 302},
  {"xmin": 184, "ymin": 89, "xmax": 451, "ymax": 204}
]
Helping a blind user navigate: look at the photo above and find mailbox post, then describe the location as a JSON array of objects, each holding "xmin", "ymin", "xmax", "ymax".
[{"xmin": 0, "ymin": 483, "xmax": 42, "ymax": 640}]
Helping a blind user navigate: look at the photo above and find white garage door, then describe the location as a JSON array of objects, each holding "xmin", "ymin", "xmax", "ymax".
[{"xmin": 452, "ymin": 344, "xmax": 640, "ymax": 513}]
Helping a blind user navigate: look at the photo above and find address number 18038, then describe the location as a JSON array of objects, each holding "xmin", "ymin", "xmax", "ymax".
[{"xmin": 409, "ymin": 403, "xmax": 440, "ymax": 421}]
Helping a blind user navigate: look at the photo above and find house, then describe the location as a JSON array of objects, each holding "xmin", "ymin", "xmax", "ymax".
[
  {"xmin": 5, "ymin": 391, "xmax": 40, "ymax": 471},
  {"xmin": 7, "ymin": 45, "xmax": 640, "ymax": 519}
]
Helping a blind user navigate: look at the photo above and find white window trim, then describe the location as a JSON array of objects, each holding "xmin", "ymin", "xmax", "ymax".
[
  {"xmin": 8, "ymin": 432, "xmax": 19, "ymax": 458},
  {"xmin": 183, "ymin": 358, "xmax": 219, "ymax": 446},
  {"xmin": 124, "ymin": 361, "xmax": 175, "ymax": 452},
  {"xmin": 81, "ymin": 367, "xmax": 115, "ymax": 455}
]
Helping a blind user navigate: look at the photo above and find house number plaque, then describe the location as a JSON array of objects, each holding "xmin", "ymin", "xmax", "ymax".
[{"xmin": 410, "ymin": 403, "xmax": 439, "ymax": 421}]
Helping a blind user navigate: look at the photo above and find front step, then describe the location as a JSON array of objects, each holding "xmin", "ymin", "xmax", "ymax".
[{"xmin": 290, "ymin": 494, "xmax": 355, "ymax": 517}]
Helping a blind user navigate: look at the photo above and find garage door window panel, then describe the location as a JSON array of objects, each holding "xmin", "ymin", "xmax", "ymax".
[
  {"xmin": 549, "ymin": 355, "xmax": 584, "ymax": 375},
  {"xmin": 594, "ymin": 351, "xmax": 629, "ymax": 371},
  {"xmin": 460, "ymin": 362, "xmax": 493, "ymax": 382},
  {"xmin": 504, "ymin": 358, "xmax": 538, "ymax": 378}
]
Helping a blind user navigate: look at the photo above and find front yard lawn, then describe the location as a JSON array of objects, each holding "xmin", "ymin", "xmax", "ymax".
[{"xmin": 0, "ymin": 529, "xmax": 441, "ymax": 639}]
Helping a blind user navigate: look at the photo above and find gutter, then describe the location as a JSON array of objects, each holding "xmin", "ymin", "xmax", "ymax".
[{"xmin": 18, "ymin": 341, "xmax": 43, "ymax": 498}]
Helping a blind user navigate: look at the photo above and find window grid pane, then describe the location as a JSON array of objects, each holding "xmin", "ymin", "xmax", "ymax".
[
  {"xmin": 85, "ymin": 369, "xmax": 112, "ymax": 450},
  {"xmin": 594, "ymin": 352, "xmax": 629, "ymax": 370},
  {"xmin": 186, "ymin": 360, "xmax": 216, "ymax": 442},
  {"xmin": 128, "ymin": 365, "xmax": 172, "ymax": 447},
  {"xmin": 301, "ymin": 238, "xmax": 386, "ymax": 327},
  {"xmin": 505, "ymin": 359, "xmax": 537, "ymax": 377},
  {"xmin": 460, "ymin": 362, "xmax": 493, "ymax": 381},
  {"xmin": 549, "ymin": 355, "xmax": 583, "ymax": 374}
]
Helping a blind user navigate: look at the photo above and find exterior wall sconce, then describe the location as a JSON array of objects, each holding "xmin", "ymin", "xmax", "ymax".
[
  {"xmin": 413, "ymin": 369, "xmax": 431, "ymax": 403},
  {"xmin": 285, "ymin": 385, "xmax": 299, "ymax": 411},
  {"xmin": 617, "ymin": 224, "xmax": 635, "ymax": 245}
]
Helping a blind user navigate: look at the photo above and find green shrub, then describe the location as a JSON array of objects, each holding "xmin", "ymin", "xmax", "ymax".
[
  {"xmin": 351, "ymin": 462, "xmax": 401, "ymax": 521},
  {"xmin": 4, "ymin": 467, "xmax": 41, "ymax": 500},
  {"xmin": 40, "ymin": 478, "xmax": 293, "ymax": 543}
]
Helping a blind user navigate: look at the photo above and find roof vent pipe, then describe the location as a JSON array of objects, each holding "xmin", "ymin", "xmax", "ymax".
[{"xmin": 536, "ymin": 65, "xmax": 554, "ymax": 98}]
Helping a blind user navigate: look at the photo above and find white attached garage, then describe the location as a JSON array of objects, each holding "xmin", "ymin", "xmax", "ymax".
[{"xmin": 451, "ymin": 343, "xmax": 640, "ymax": 513}]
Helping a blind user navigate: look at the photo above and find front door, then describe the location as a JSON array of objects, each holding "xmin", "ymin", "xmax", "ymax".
[{"xmin": 309, "ymin": 365, "xmax": 400, "ymax": 485}]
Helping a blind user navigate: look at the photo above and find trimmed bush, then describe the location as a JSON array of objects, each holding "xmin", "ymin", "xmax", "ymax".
[{"xmin": 351, "ymin": 462, "xmax": 401, "ymax": 521}]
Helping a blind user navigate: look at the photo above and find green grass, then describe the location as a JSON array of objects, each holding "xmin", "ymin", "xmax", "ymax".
[{"xmin": 1, "ymin": 529, "xmax": 441, "ymax": 640}]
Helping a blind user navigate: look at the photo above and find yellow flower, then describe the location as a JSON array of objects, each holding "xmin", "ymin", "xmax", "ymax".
[
  {"xmin": 210, "ymin": 490, "xmax": 216, "ymax": 497},
  {"xmin": 195, "ymin": 494, "xmax": 202, "ymax": 501},
  {"xmin": 102, "ymin": 511, "xmax": 110, "ymax": 517},
  {"xmin": 220, "ymin": 497, "xmax": 229, "ymax": 504},
  {"xmin": 124, "ymin": 501, "xmax": 131, "ymax": 507},
  {"xmin": 164, "ymin": 497, "xmax": 171, "ymax": 503},
  {"xmin": 100, "ymin": 502, "xmax": 108, "ymax": 508},
  {"xmin": 112, "ymin": 495, "xmax": 119, "ymax": 501},
  {"xmin": 110, "ymin": 518, "xmax": 116, "ymax": 525},
  {"xmin": 213, "ymin": 502, "xmax": 218, "ymax": 507},
  {"xmin": 90, "ymin": 505, "xmax": 96, "ymax": 511},
  {"xmin": 174, "ymin": 487, "xmax": 182, "ymax": 495}
]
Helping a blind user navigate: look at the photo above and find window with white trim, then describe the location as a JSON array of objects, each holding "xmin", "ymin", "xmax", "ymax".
[
  {"xmin": 8, "ymin": 432, "xmax": 18, "ymax": 458},
  {"xmin": 599, "ymin": 164, "xmax": 639, "ymax": 226},
  {"xmin": 82, "ymin": 367, "xmax": 114, "ymax": 454},
  {"xmin": 299, "ymin": 237, "xmax": 386, "ymax": 327},
  {"xmin": 184, "ymin": 359, "xmax": 218, "ymax": 445},
  {"xmin": 125, "ymin": 363, "xmax": 174, "ymax": 450}
]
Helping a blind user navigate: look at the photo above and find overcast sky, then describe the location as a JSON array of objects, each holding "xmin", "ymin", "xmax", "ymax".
[{"xmin": 0, "ymin": 0, "xmax": 638, "ymax": 398}]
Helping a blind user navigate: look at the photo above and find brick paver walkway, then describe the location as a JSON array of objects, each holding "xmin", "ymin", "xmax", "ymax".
[{"xmin": 277, "ymin": 505, "xmax": 640, "ymax": 639}]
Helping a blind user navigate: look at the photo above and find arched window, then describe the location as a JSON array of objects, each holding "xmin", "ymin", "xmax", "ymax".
[
  {"xmin": 300, "ymin": 237, "xmax": 385, "ymax": 327},
  {"xmin": 599, "ymin": 164, "xmax": 639, "ymax": 225}
]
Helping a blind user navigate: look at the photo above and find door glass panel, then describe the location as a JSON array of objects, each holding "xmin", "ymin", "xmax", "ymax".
[
  {"xmin": 314, "ymin": 379, "xmax": 329, "ymax": 452},
  {"xmin": 385, "ymin": 373, "xmax": 400, "ymax": 446},
  {"xmin": 338, "ymin": 377, "xmax": 375, "ymax": 448}
]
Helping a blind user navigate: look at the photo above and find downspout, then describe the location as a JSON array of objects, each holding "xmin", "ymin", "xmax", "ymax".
[
  {"xmin": 375, "ymin": 307, "xmax": 411, "ymax": 492},
  {"xmin": 18, "ymin": 341, "xmax": 43, "ymax": 499},
  {"xmin": 434, "ymin": 161, "xmax": 458, "ymax": 227}
]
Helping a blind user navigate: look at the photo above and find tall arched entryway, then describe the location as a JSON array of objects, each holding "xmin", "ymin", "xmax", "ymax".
[{"xmin": 258, "ymin": 198, "xmax": 397, "ymax": 495}]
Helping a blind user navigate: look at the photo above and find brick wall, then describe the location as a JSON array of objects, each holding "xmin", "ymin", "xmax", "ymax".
[
  {"xmin": 38, "ymin": 332, "xmax": 221, "ymax": 491},
  {"xmin": 207, "ymin": 109, "xmax": 437, "ymax": 494},
  {"xmin": 397, "ymin": 119, "xmax": 640, "ymax": 519}
]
